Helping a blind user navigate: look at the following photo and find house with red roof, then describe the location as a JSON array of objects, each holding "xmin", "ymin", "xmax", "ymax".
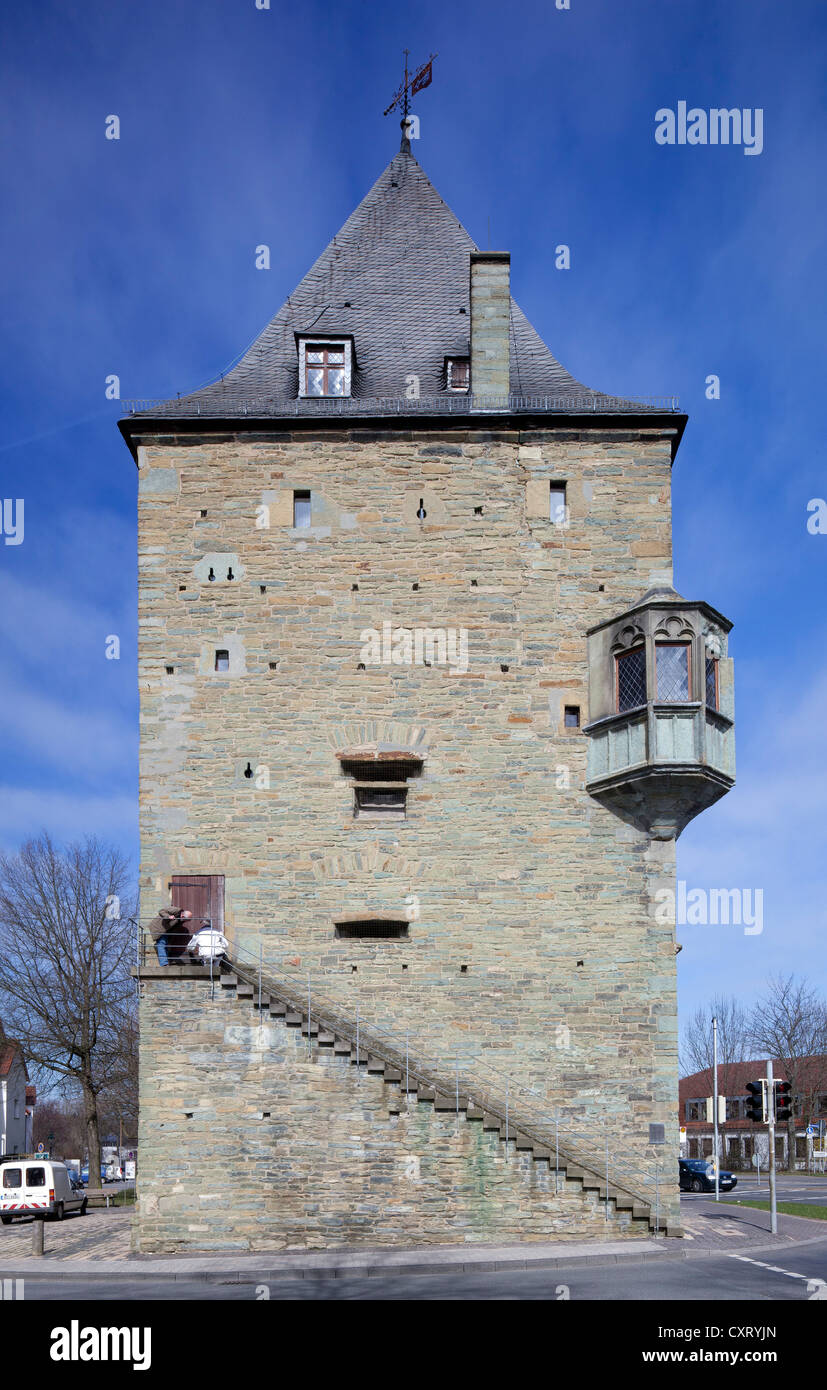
[{"xmin": 680, "ymin": 1058, "xmax": 827, "ymax": 1170}]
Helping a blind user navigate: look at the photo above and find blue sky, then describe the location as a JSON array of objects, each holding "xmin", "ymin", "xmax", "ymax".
[{"xmin": 0, "ymin": 0, "xmax": 824, "ymax": 1026}]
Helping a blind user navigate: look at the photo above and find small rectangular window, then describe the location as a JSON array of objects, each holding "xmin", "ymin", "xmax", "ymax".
[
  {"xmin": 335, "ymin": 920, "xmax": 409, "ymax": 939},
  {"xmin": 656, "ymin": 642, "xmax": 691, "ymax": 702},
  {"xmin": 26, "ymin": 1167, "xmax": 47, "ymax": 1188},
  {"xmin": 304, "ymin": 343, "xmax": 346, "ymax": 397},
  {"xmin": 215, "ymin": 649, "xmax": 230, "ymax": 672},
  {"xmin": 549, "ymin": 483, "xmax": 567, "ymax": 525},
  {"xmin": 354, "ymin": 785, "xmax": 407, "ymax": 818},
  {"xmin": 446, "ymin": 357, "xmax": 470, "ymax": 391},
  {"xmin": 616, "ymin": 646, "xmax": 647, "ymax": 711},
  {"xmin": 293, "ymin": 490, "xmax": 311, "ymax": 528},
  {"xmin": 705, "ymin": 656, "xmax": 719, "ymax": 710},
  {"xmin": 564, "ymin": 705, "xmax": 580, "ymax": 728},
  {"xmin": 2, "ymin": 1168, "xmax": 22, "ymax": 1189}
]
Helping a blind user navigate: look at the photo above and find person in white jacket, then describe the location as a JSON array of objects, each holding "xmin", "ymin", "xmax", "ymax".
[{"xmin": 187, "ymin": 917, "xmax": 229, "ymax": 964}]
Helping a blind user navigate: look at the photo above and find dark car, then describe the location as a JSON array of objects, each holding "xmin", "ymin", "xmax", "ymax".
[{"xmin": 679, "ymin": 1158, "xmax": 737, "ymax": 1193}]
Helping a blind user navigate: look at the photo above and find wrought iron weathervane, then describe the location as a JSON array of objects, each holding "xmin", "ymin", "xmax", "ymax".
[{"xmin": 383, "ymin": 49, "xmax": 437, "ymax": 149}]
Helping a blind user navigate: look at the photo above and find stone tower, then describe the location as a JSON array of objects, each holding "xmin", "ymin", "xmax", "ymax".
[{"xmin": 122, "ymin": 146, "xmax": 734, "ymax": 1253}]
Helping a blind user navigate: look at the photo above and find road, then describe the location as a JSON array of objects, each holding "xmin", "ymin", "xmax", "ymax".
[{"xmin": 10, "ymin": 1233, "xmax": 827, "ymax": 1300}]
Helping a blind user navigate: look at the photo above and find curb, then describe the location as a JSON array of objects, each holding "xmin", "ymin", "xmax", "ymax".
[{"xmin": 1, "ymin": 1228, "xmax": 824, "ymax": 1282}]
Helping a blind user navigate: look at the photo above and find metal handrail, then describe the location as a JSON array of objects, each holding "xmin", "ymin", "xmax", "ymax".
[
  {"xmin": 224, "ymin": 938, "xmax": 669, "ymax": 1224},
  {"xmin": 136, "ymin": 923, "xmax": 671, "ymax": 1226}
]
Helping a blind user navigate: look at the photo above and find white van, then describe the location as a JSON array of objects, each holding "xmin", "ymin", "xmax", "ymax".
[{"xmin": 0, "ymin": 1158, "xmax": 88, "ymax": 1223}]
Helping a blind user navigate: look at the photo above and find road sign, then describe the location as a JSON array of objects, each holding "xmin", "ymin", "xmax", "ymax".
[
  {"xmin": 36, "ymin": 1142, "xmax": 44, "ymax": 1153},
  {"xmin": 807, "ymin": 1125, "xmax": 818, "ymax": 1136}
]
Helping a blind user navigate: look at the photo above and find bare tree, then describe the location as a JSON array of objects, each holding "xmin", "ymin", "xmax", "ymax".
[
  {"xmin": 32, "ymin": 1098, "xmax": 87, "ymax": 1158},
  {"xmin": 748, "ymin": 975, "xmax": 827, "ymax": 1170},
  {"xmin": 680, "ymin": 993, "xmax": 750, "ymax": 1098},
  {"xmin": 0, "ymin": 833, "xmax": 136, "ymax": 1186}
]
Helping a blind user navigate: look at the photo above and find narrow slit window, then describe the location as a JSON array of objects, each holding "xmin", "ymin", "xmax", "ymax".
[
  {"xmin": 656, "ymin": 642, "xmax": 691, "ymax": 702},
  {"xmin": 293, "ymin": 490, "xmax": 311, "ymax": 528},
  {"xmin": 616, "ymin": 646, "xmax": 647, "ymax": 712},
  {"xmin": 705, "ymin": 656, "xmax": 719, "ymax": 710},
  {"xmin": 549, "ymin": 483, "xmax": 567, "ymax": 525},
  {"xmin": 215, "ymin": 649, "xmax": 230, "ymax": 672}
]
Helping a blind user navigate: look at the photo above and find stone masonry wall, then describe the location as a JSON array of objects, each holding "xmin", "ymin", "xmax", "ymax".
[
  {"xmin": 134, "ymin": 975, "xmax": 650, "ymax": 1252},
  {"xmin": 136, "ymin": 425, "xmax": 682, "ymax": 1244}
]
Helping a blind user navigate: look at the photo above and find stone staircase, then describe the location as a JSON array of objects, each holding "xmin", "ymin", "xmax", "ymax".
[{"xmin": 214, "ymin": 956, "xmax": 675, "ymax": 1236}]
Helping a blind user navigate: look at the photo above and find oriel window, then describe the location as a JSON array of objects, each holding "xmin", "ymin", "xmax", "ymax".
[
  {"xmin": 705, "ymin": 656, "xmax": 719, "ymax": 710},
  {"xmin": 616, "ymin": 645, "xmax": 647, "ymax": 712},
  {"xmin": 656, "ymin": 642, "xmax": 691, "ymax": 702}
]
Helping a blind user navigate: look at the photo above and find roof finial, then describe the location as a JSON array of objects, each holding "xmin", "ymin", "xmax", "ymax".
[{"xmin": 383, "ymin": 49, "xmax": 437, "ymax": 152}]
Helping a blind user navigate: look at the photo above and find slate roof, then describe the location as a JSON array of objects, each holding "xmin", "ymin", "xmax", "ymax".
[{"xmin": 122, "ymin": 150, "xmax": 679, "ymax": 425}]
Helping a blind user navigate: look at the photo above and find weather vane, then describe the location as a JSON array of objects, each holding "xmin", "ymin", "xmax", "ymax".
[{"xmin": 383, "ymin": 49, "xmax": 437, "ymax": 147}]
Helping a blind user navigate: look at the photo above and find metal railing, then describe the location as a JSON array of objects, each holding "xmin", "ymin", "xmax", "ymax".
[
  {"xmin": 121, "ymin": 392, "xmax": 681, "ymax": 419},
  {"xmin": 137, "ymin": 927, "xmax": 673, "ymax": 1230}
]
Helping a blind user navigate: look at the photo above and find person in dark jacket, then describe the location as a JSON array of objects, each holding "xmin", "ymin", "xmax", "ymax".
[{"xmin": 147, "ymin": 906, "xmax": 193, "ymax": 965}]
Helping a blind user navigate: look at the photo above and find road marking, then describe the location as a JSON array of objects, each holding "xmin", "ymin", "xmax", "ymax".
[{"xmin": 724, "ymin": 1253, "xmax": 810, "ymax": 1282}]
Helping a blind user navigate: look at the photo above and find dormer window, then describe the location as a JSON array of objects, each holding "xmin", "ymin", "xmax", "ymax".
[
  {"xmin": 298, "ymin": 338, "xmax": 352, "ymax": 398},
  {"xmin": 446, "ymin": 357, "xmax": 470, "ymax": 391}
]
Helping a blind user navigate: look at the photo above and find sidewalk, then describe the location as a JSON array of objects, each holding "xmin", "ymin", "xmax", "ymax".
[{"xmin": 0, "ymin": 1203, "xmax": 823, "ymax": 1281}]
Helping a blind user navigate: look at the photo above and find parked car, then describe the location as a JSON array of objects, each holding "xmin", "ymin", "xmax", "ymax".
[
  {"xmin": 679, "ymin": 1158, "xmax": 737, "ymax": 1193},
  {"xmin": 0, "ymin": 1159, "xmax": 88, "ymax": 1223}
]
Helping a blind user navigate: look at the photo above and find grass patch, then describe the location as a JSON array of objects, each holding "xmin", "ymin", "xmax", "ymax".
[{"xmin": 724, "ymin": 1199, "xmax": 827, "ymax": 1220}]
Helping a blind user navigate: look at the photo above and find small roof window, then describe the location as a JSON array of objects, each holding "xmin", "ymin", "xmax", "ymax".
[{"xmin": 298, "ymin": 338, "xmax": 353, "ymax": 399}]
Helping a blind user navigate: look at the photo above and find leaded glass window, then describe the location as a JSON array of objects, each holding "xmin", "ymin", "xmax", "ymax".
[
  {"xmin": 705, "ymin": 656, "xmax": 719, "ymax": 710},
  {"xmin": 616, "ymin": 646, "xmax": 646, "ymax": 711},
  {"xmin": 656, "ymin": 643, "xmax": 690, "ymax": 702},
  {"xmin": 304, "ymin": 344, "xmax": 346, "ymax": 396}
]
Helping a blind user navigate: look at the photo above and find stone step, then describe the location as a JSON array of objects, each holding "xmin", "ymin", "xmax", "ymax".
[
  {"xmin": 466, "ymin": 1105, "xmax": 484, "ymax": 1121},
  {"xmin": 531, "ymin": 1147, "xmax": 551, "ymax": 1162},
  {"xmin": 350, "ymin": 1048, "xmax": 369, "ymax": 1065},
  {"xmin": 220, "ymin": 974, "xmax": 237, "ymax": 989},
  {"xmin": 366, "ymin": 1055, "xmax": 385, "ymax": 1073},
  {"xmin": 515, "ymin": 1132, "xmax": 533, "ymax": 1151},
  {"xmin": 317, "ymin": 1032, "xmax": 336, "ymax": 1047},
  {"xmin": 300, "ymin": 1020, "xmax": 320, "ymax": 1037},
  {"xmin": 632, "ymin": 1204, "xmax": 649, "ymax": 1221},
  {"xmin": 268, "ymin": 1001, "xmax": 288, "ymax": 1017},
  {"xmin": 482, "ymin": 1113, "xmax": 501, "ymax": 1131},
  {"xmin": 236, "ymin": 982, "xmax": 254, "ymax": 999},
  {"xmin": 284, "ymin": 1011, "xmax": 302, "ymax": 1026},
  {"xmin": 333, "ymin": 1039, "xmax": 352, "ymax": 1055},
  {"xmin": 417, "ymin": 1087, "xmax": 435, "ymax": 1103},
  {"xmin": 382, "ymin": 1068, "xmax": 402, "ymax": 1083}
]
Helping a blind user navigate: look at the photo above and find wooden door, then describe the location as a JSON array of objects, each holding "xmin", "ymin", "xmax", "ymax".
[{"xmin": 169, "ymin": 875, "xmax": 225, "ymax": 957}]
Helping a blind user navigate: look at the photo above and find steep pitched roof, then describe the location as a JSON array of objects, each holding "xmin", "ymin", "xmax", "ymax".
[{"xmin": 123, "ymin": 150, "xmax": 677, "ymax": 424}]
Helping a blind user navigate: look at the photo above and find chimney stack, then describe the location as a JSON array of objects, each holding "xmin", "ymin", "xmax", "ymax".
[{"xmin": 470, "ymin": 251, "xmax": 511, "ymax": 399}]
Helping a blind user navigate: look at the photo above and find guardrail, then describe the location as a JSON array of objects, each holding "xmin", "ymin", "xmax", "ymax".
[{"xmin": 121, "ymin": 392, "xmax": 681, "ymax": 418}]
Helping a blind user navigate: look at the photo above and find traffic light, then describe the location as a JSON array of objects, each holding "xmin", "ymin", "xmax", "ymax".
[
  {"xmin": 775, "ymin": 1081, "xmax": 793, "ymax": 1123},
  {"xmin": 745, "ymin": 1081, "xmax": 766, "ymax": 1122}
]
